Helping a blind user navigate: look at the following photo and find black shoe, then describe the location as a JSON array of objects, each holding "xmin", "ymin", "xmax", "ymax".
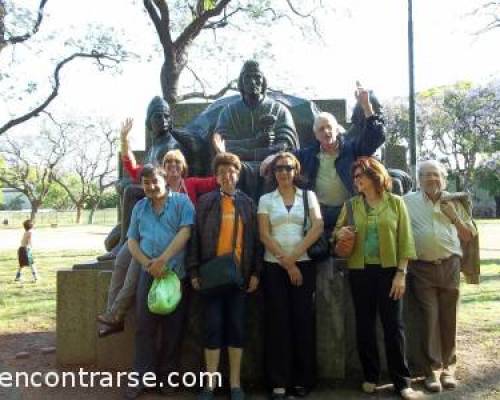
[
  {"xmin": 158, "ymin": 384, "xmax": 178, "ymax": 396},
  {"xmin": 292, "ymin": 386, "xmax": 309, "ymax": 398},
  {"xmin": 123, "ymin": 385, "xmax": 144, "ymax": 399},
  {"xmin": 97, "ymin": 321, "xmax": 124, "ymax": 338}
]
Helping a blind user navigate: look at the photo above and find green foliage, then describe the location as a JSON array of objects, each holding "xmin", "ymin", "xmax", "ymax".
[
  {"xmin": 385, "ymin": 80, "xmax": 500, "ymax": 190},
  {"xmin": 476, "ymin": 155, "xmax": 500, "ymax": 198},
  {"xmin": 203, "ymin": 0, "xmax": 217, "ymax": 11},
  {"xmin": 95, "ymin": 189, "xmax": 119, "ymax": 209},
  {"xmin": 43, "ymin": 175, "xmax": 79, "ymax": 210}
]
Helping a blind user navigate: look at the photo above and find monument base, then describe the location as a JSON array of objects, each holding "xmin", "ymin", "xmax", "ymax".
[{"xmin": 56, "ymin": 259, "xmax": 424, "ymax": 382}]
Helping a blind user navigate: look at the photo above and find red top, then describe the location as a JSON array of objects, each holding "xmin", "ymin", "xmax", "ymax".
[
  {"xmin": 122, "ymin": 154, "xmax": 143, "ymax": 183},
  {"xmin": 122, "ymin": 154, "xmax": 217, "ymax": 205}
]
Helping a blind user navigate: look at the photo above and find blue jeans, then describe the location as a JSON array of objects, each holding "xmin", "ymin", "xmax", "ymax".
[{"xmin": 133, "ymin": 269, "xmax": 190, "ymax": 384}]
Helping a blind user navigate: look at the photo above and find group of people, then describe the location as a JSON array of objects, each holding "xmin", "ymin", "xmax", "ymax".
[{"xmin": 95, "ymin": 60, "xmax": 477, "ymax": 400}]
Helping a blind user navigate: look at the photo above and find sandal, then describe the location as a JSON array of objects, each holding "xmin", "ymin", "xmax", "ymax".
[{"xmin": 97, "ymin": 321, "xmax": 124, "ymax": 338}]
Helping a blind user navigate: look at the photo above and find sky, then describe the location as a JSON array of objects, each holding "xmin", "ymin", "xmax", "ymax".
[{"xmin": 1, "ymin": 0, "xmax": 499, "ymax": 149}]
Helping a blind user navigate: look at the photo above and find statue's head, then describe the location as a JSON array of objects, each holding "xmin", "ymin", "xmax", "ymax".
[
  {"xmin": 145, "ymin": 96, "xmax": 173, "ymax": 138},
  {"xmin": 238, "ymin": 60, "xmax": 267, "ymax": 101}
]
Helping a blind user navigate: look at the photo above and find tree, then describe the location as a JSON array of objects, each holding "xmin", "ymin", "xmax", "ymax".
[
  {"xmin": 418, "ymin": 81, "xmax": 500, "ymax": 190},
  {"xmin": 142, "ymin": 0, "xmax": 325, "ymax": 105},
  {"xmin": 43, "ymin": 173, "xmax": 77, "ymax": 210},
  {"xmin": 476, "ymin": 154, "xmax": 500, "ymax": 217},
  {"xmin": 0, "ymin": 0, "xmax": 48, "ymax": 55},
  {"xmin": 0, "ymin": 0, "xmax": 126, "ymax": 136},
  {"xmin": 0, "ymin": 128, "xmax": 69, "ymax": 220},
  {"xmin": 52, "ymin": 118, "xmax": 118, "ymax": 223},
  {"xmin": 385, "ymin": 81, "xmax": 500, "ymax": 191},
  {"xmin": 470, "ymin": 1, "xmax": 500, "ymax": 34}
]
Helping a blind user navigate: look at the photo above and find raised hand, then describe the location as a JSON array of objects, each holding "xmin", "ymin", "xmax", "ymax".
[
  {"xmin": 354, "ymin": 81, "xmax": 374, "ymax": 117},
  {"xmin": 212, "ymin": 133, "xmax": 226, "ymax": 154},
  {"xmin": 120, "ymin": 118, "xmax": 134, "ymax": 141}
]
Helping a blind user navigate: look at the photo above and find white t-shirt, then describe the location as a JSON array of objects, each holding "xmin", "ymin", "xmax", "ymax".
[{"xmin": 258, "ymin": 188, "xmax": 321, "ymax": 263}]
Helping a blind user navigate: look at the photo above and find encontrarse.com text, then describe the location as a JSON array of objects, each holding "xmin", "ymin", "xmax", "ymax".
[{"xmin": 0, "ymin": 369, "xmax": 222, "ymax": 389}]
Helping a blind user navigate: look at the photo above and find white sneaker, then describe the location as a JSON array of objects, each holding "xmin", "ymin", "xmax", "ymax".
[
  {"xmin": 424, "ymin": 374, "xmax": 442, "ymax": 392},
  {"xmin": 441, "ymin": 373, "xmax": 457, "ymax": 389},
  {"xmin": 400, "ymin": 388, "xmax": 425, "ymax": 399}
]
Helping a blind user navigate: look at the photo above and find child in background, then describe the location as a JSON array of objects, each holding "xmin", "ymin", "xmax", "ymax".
[{"xmin": 15, "ymin": 220, "xmax": 38, "ymax": 283}]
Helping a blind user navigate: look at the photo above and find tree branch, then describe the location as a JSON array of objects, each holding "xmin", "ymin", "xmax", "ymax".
[
  {"xmin": 284, "ymin": 0, "xmax": 313, "ymax": 17},
  {"xmin": 144, "ymin": 0, "xmax": 172, "ymax": 48},
  {"xmin": 1, "ymin": 0, "xmax": 49, "ymax": 49},
  {"xmin": 177, "ymin": 78, "xmax": 237, "ymax": 102},
  {"xmin": 0, "ymin": 51, "xmax": 121, "ymax": 136},
  {"xmin": 202, "ymin": 7, "xmax": 245, "ymax": 29},
  {"xmin": 174, "ymin": 0, "xmax": 232, "ymax": 52}
]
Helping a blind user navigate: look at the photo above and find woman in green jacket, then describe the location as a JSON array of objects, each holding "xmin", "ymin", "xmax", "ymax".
[{"xmin": 333, "ymin": 156, "xmax": 422, "ymax": 400}]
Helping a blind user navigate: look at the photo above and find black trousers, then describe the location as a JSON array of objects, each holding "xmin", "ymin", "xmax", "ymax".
[
  {"xmin": 133, "ymin": 269, "xmax": 191, "ymax": 386},
  {"xmin": 263, "ymin": 261, "xmax": 316, "ymax": 389},
  {"xmin": 349, "ymin": 265, "xmax": 411, "ymax": 392}
]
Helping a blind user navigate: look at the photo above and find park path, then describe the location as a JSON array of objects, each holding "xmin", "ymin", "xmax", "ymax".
[
  {"xmin": 1, "ymin": 222, "xmax": 498, "ymax": 259},
  {"xmin": 0, "ymin": 225, "xmax": 111, "ymax": 252}
]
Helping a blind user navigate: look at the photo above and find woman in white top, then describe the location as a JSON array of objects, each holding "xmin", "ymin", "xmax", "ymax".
[{"xmin": 257, "ymin": 152, "xmax": 323, "ymax": 399}]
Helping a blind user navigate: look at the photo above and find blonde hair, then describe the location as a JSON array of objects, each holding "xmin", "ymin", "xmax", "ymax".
[{"xmin": 162, "ymin": 149, "xmax": 188, "ymax": 177}]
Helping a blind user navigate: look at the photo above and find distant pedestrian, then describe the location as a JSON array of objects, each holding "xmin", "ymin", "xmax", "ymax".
[{"xmin": 15, "ymin": 220, "xmax": 38, "ymax": 283}]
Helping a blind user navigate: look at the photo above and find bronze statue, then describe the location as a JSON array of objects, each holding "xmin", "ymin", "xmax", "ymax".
[
  {"xmin": 98, "ymin": 96, "xmax": 186, "ymax": 261},
  {"xmin": 212, "ymin": 60, "xmax": 300, "ymax": 198}
]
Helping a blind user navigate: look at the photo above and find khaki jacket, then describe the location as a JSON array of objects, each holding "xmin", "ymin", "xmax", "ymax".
[{"xmin": 441, "ymin": 191, "xmax": 480, "ymax": 284}]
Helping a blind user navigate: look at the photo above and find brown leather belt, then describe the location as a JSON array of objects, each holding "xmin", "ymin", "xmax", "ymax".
[{"xmin": 416, "ymin": 255, "xmax": 456, "ymax": 265}]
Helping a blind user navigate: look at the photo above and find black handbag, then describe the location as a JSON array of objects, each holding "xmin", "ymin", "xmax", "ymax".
[
  {"xmin": 302, "ymin": 190, "xmax": 329, "ymax": 261},
  {"xmin": 198, "ymin": 209, "xmax": 243, "ymax": 295}
]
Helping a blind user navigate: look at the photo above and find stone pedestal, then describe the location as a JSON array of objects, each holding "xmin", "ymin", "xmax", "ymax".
[{"xmin": 56, "ymin": 258, "xmax": 424, "ymax": 382}]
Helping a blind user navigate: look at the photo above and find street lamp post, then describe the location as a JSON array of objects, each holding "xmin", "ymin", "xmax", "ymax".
[{"xmin": 408, "ymin": 0, "xmax": 418, "ymax": 186}]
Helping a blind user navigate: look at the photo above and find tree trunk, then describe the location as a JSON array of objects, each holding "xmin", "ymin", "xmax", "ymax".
[
  {"xmin": 88, "ymin": 205, "xmax": 98, "ymax": 224},
  {"xmin": 160, "ymin": 57, "xmax": 182, "ymax": 107},
  {"xmin": 496, "ymin": 196, "xmax": 500, "ymax": 218},
  {"xmin": 30, "ymin": 200, "xmax": 40, "ymax": 223},
  {"xmin": 75, "ymin": 205, "xmax": 82, "ymax": 224}
]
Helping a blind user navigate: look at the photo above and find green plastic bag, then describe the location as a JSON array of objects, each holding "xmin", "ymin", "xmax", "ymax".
[{"xmin": 148, "ymin": 270, "xmax": 182, "ymax": 315}]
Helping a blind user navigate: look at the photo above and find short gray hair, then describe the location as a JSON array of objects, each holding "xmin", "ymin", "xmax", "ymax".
[
  {"xmin": 313, "ymin": 112, "xmax": 344, "ymax": 133},
  {"xmin": 418, "ymin": 160, "xmax": 448, "ymax": 179}
]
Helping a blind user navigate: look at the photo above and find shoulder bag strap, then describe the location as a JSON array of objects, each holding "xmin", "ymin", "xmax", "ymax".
[
  {"xmin": 346, "ymin": 198, "xmax": 354, "ymax": 226},
  {"xmin": 302, "ymin": 189, "xmax": 309, "ymax": 235},
  {"xmin": 230, "ymin": 202, "xmax": 239, "ymax": 256}
]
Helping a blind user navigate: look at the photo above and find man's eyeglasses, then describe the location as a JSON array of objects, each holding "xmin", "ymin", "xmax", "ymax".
[{"xmin": 274, "ymin": 165, "xmax": 295, "ymax": 173}]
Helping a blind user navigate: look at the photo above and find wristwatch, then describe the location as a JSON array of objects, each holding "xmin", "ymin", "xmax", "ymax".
[{"xmin": 396, "ymin": 267, "xmax": 407, "ymax": 275}]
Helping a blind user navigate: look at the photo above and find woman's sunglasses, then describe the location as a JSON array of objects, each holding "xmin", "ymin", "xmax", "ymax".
[{"xmin": 274, "ymin": 165, "xmax": 295, "ymax": 173}]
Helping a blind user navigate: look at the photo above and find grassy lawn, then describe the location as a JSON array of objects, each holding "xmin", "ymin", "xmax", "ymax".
[
  {"xmin": 0, "ymin": 223, "xmax": 498, "ymax": 398},
  {"xmin": 0, "ymin": 225, "xmax": 498, "ymax": 337},
  {"xmin": 0, "ymin": 249, "xmax": 101, "ymax": 334}
]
